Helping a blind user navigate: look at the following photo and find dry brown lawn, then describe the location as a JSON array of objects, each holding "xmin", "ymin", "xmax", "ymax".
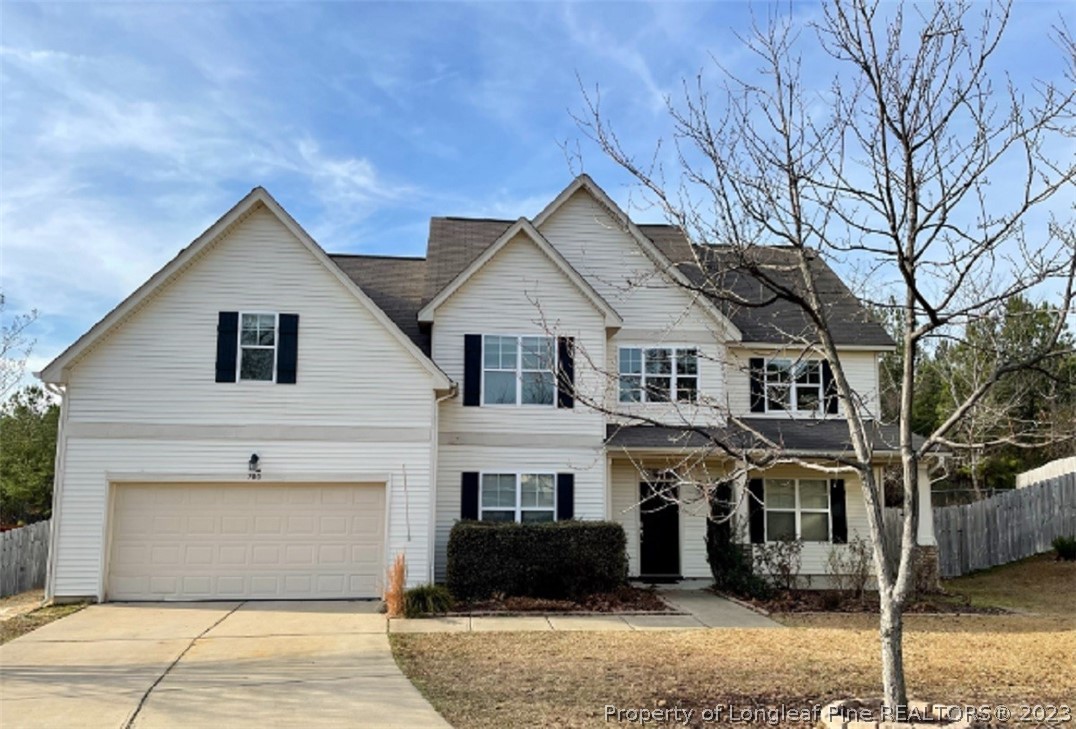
[
  {"xmin": 0, "ymin": 602, "xmax": 86, "ymax": 645},
  {"xmin": 392, "ymin": 556, "xmax": 1076, "ymax": 728}
]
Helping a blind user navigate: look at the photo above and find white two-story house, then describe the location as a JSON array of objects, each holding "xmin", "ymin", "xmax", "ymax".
[{"xmin": 38, "ymin": 175, "xmax": 935, "ymax": 602}]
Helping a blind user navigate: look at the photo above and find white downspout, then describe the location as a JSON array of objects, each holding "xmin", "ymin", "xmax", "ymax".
[
  {"xmin": 42, "ymin": 381, "xmax": 68, "ymax": 603},
  {"xmin": 428, "ymin": 383, "xmax": 458, "ymax": 583}
]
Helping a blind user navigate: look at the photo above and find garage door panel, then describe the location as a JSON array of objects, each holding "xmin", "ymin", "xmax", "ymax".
[{"xmin": 108, "ymin": 482, "xmax": 385, "ymax": 601}]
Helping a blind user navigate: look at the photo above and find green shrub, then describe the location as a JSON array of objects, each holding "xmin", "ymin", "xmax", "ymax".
[
  {"xmin": 447, "ymin": 520, "xmax": 628, "ymax": 601},
  {"xmin": 403, "ymin": 584, "xmax": 453, "ymax": 618},
  {"xmin": 1052, "ymin": 535, "xmax": 1076, "ymax": 561}
]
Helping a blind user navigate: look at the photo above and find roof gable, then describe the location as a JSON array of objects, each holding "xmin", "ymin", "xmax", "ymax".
[
  {"xmin": 417, "ymin": 217, "xmax": 623, "ymax": 326},
  {"xmin": 39, "ymin": 188, "xmax": 450, "ymax": 387},
  {"xmin": 533, "ymin": 175, "xmax": 742, "ymax": 340}
]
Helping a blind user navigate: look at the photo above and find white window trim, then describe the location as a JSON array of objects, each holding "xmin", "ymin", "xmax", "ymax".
[
  {"xmin": 237, "ymin": 311, "xmax": 278, "ymax": 384},
  {"xmin": 480, "ymin": 334, "xmax": 556, "ymax": 407},
  {"xmin": 763, "ymin": 357, "xmax": 824, "ymax": 415},
  {"xmin": 763, "ymin": 478, "xmax": 832, "ymax": 543},
  {"xmin": 478, "ymin": 471, "xmax": 557, "ymax": 522},
  {"xmin": 617, "ymin": 345, "xmax": 700, "ymax": 404}
]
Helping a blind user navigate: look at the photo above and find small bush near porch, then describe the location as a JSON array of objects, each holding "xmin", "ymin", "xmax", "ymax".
[{"xmin": 447, "ymin": 521, "xmax": 628, "ymax": 601}]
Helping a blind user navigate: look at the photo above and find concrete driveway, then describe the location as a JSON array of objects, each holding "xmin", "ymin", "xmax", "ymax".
[{"xmin": 0, "ymin": 601, "xmax": 450, "ymax": 729}]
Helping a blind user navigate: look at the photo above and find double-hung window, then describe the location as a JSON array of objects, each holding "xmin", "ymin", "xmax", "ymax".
[
  {"xmin": 480, "ymin": 473, "xmax": 556, "ymax": 522},
  {"xmin": 619, "ymin": 347, "xmax": 698, "ymax": 403},
  {"xmin": 239, "ymin": 313, "xmax": 277, "ymax": 382},
  {"xmin": 764, "ymin": 478, "xmax": 830, "ymax": 542},
  {"xmin": 764, "ymin": 359, "xmax": 822, "ymax": 413},
  {"xmin": 483, "ymin": 335, "xmax": 555, "ymax": 405}
]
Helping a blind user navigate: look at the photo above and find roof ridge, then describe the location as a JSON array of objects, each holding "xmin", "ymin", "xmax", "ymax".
[
  {"xmin": 433, "ymin": 215, "xmax": 515, "ymax": 223},
  {"xmin": 329, "ymin": 252, "xmax": 426, "ymax": 261}
]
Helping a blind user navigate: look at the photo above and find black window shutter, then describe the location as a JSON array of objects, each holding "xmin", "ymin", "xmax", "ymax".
[
  {"xmin": 822, "ymin": 360, "xmax": 839, "ymax": 414},
  {"xmin": 461, "ymin": 472, "xmax": 479, "ymax": 520},
  {"xmin": 749, "ymin": 358, "xmax": 765, "ymax": 412},
  {"xmin": 556, "ymin": 473, "xmax": 575, "ymax": 520},
  {"xmin": 557, "ymin": 336, "xmax": 575, "ymax": 409},
  {"xmin": 831, "ymin": 479, "xmax": 848, "ymax": 544},
  {"xmin": 463, "ymin": 335, "xmax": 482, "ymax": 407},
  {"xmin": 748, "ymin": 478, "xmax": 765, "ymax": 543},
  {"xmin": 215, "ymin": 312, "xmax": 239, "ymax": 383},
  {"xmin": 276, "ymin": 314, "xmax": 299, "ymax": 384}
]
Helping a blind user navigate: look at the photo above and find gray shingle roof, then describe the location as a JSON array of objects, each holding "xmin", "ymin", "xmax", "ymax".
[
  {"xmin": 328, "ymin": 217, "xmax": 892, "ymax": 353},
  {"xmin": 605, "ymin": 419, "xmax": 925, "ymax": 455},
  {"xmin": 329, "ymin": 254, "xmax": 431, "ymax": 354}
]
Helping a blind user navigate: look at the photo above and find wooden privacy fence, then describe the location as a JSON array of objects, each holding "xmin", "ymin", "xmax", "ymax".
[
  {"xmin": 933, "ymin": 474, "xmax": 1076, "ymax": 578},
  {"xmin": 1, "ymin": 520, "xmax": 50, "ymax": 597}
]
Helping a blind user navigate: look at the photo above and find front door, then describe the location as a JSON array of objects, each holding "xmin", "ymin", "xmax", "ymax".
[{"xmin": 639, "ymin": 481, "xmax": 680, "ymax": 580}]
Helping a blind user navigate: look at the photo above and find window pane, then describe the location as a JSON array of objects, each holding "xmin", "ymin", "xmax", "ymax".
[
  {"xmin": 796, "ymin": 361, "xmax": 820, "ymax": 383},
  {"xmin": 800, "ymin": 480, "xmax": 829, "ymax": 509},
  {"xmin": 259, "ymin": 327, "xmax": 276, "ymax": 346},
  {"xmin": 619, "ymin": 348, "xmax": 642, "ymax": 374},
  {"xmin": 484, "ymin": 336, "xmax": 502, "ymax": 368},
  {"xmin": 239, "ymin": 348, "xmax": 274, "ymax": 381},
  {"xmin": 521, "ymin": 371, "xmax": 554, "ymax": 405},
  {"xmin": 521, "ymin": 474, "xmax": 555, "ymax": 508},
  {"xmin": 677, "ymin": 349, "xmax": 698, "ymax": 375},
  {"xmin": 521, "ymin": 337, "xmax": 553, "ymax": 370},
  {"xmin": 521, "ymin": 510, "xmax": 554, "ymax": 523},
  {"xmin": 645, "ymin": 349, "xmax": 672, "ymax": 375},
  {"xmin": 801, "ymin": 512, "xmax": 830, "ymax": 541},
  {"xmin": 796, "ymin": 387, "xmax": 821, "ymax": 412},
  {"xmin": 619, "ymin": 375, "xmax": 642, "ymax": 402},
  {"xmin": 766, "ymin": 384, "xmax": 790, "ymax": 410},
  {"xmin": 766, "ymin": 480, "xmax": 796, "ymax": 509},
  {"xmin": 240, "ymin": 328, "xmax": 258, "ymax": 345},
  {"xmin": 481, "ymin": 510, "xmax": 515, "ymax": 523},
  {"xmin": 676, "ymin": 377, "xmax": 698, "ymax": 403},
  {"xmin": 482, "ymin": 474, "xmax": 516, "ymax": 508},
  {"xmin": 484, "ymin": 371, "xmax": 517, "ymax": 404},
  {"xmin": 646, "ymin": 377, "xmax": 671, "ymax": 402},
  {"xmin": 766, "ymin": 359, "xmax": 790, "ymax": 383},
  {"xmin": 766, "ymin": 511, "xmax": 796, "ymax": 542}
]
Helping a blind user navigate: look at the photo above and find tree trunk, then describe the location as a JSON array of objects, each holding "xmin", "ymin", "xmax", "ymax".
[{"xmin": 879, "ymin": 593, "xmax": 908, "ymax": 709}]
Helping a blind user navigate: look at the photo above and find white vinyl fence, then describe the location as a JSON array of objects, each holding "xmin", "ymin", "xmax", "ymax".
[{"xmin": 1, "ymin": 520, "xmax": 50, "ymax": 597}]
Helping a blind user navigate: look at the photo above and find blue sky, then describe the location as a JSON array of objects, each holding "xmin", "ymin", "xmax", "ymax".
[{"xmin": 2, "ymin": 1, "xmax": 1072, "ymax": 380}]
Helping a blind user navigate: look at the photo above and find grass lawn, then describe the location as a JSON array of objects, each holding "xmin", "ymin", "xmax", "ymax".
[{"xmin": 392, "ymin": 555, "xmax": 1075, "ymax": 728}]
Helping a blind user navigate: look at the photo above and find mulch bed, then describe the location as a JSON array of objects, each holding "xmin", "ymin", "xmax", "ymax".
[
  {"xmin": 733, "ymin": 589, "xmax": 1008, "ymax": 615},
  {"xmin": 455, "ymin": 585, "xmax": 672, "ymax": 614}
]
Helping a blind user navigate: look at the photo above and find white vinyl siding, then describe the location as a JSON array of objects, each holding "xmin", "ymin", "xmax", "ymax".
[
  {"xmin": 64, "ymin": 207, "xmax": 434, "ymax": 427},
  {"xmin": 433, "ymin": 230, "xmax": 608, "ymax": 440},
  {"xmin": 51, "ymin": 206, "xmax": 439, "ymax": 599}
]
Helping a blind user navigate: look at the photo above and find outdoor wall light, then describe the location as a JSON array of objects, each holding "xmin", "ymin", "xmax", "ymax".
[{"xmin": 248, "ymin": 453, "xmax": 261, "ymax": 473}]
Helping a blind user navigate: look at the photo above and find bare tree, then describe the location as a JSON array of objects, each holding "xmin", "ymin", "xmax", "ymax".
[
  {"xmin": 0, "ymin": 292, "xmax": 39, "ymax": 397},
  {"xmin": 575, "ymin": 0, "xmax": 1076, "ymax": 710}
]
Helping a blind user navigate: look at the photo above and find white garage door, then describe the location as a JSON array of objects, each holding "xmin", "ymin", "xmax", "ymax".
[{"xmin": 107, "ymin": 482, "xmax": 385, "ymax": 601}]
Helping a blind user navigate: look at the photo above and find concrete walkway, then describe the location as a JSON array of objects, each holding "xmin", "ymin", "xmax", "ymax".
[
  {"xmin": 0, "ymin": 601, "xmax": 450, "ymax": 729},
  {"xmin": 390, "ymin": 589, "xmax": 780, "ymax": 633}
]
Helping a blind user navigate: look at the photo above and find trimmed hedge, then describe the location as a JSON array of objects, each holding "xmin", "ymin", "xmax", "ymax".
[{"xmin": 447, "ymin": 520, "xmax": 628, "ymax": 601}]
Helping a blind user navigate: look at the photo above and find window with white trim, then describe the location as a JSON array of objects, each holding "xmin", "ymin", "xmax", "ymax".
[
  {"xmin": 764, "ymin": 358, "xmax": 822, "ymax": 413},
  {"xmin": 764, "ymin": 478, "xmax": 830, "ymax": 542},
  {"xmin": 480, "ymin": 473, "xmax": 556, "ymax": 522},
  {"xmin": 483, "ymin": 335, "xmax": 555, "ymax": 405},
  {"xmin": 619, "ymin": 347, "xmax": 698, "ymax": 403},
  {"xmin": 239, "ymin": 313, "xmax": 277, "ymax": 382}
]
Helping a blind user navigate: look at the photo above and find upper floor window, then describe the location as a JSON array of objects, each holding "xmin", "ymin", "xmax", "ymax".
[
  {"xmin": 483, "ymin": 335, "xmax": 555, "ymax": 406},
  {"xmin": 239, "ymin": 313, "xmax": 277, "ymax": 382},
  {"xmin": 619, "ymin": 347, "xmax": 698, "ymax": 403},
  {"xmin": 764, "ymin": 478, "xmax": 830, "ymax": 542},
  {"xmin": 480, "ymin": 472, "xmax": 556, "ymax": 522},
  {"xmin": 765, "ymin": 358, "xmax": 822, "ymax": 413}
]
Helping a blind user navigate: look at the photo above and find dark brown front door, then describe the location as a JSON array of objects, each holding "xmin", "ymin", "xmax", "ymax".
[{"xmin": 639, "ymin": 481, "xmax": 680, "ymax": 580}]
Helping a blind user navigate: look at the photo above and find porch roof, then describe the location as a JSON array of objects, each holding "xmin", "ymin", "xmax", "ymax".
[{"xmin": 604, "ymin": 419, "xmax": 927, "ymax": 456}]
